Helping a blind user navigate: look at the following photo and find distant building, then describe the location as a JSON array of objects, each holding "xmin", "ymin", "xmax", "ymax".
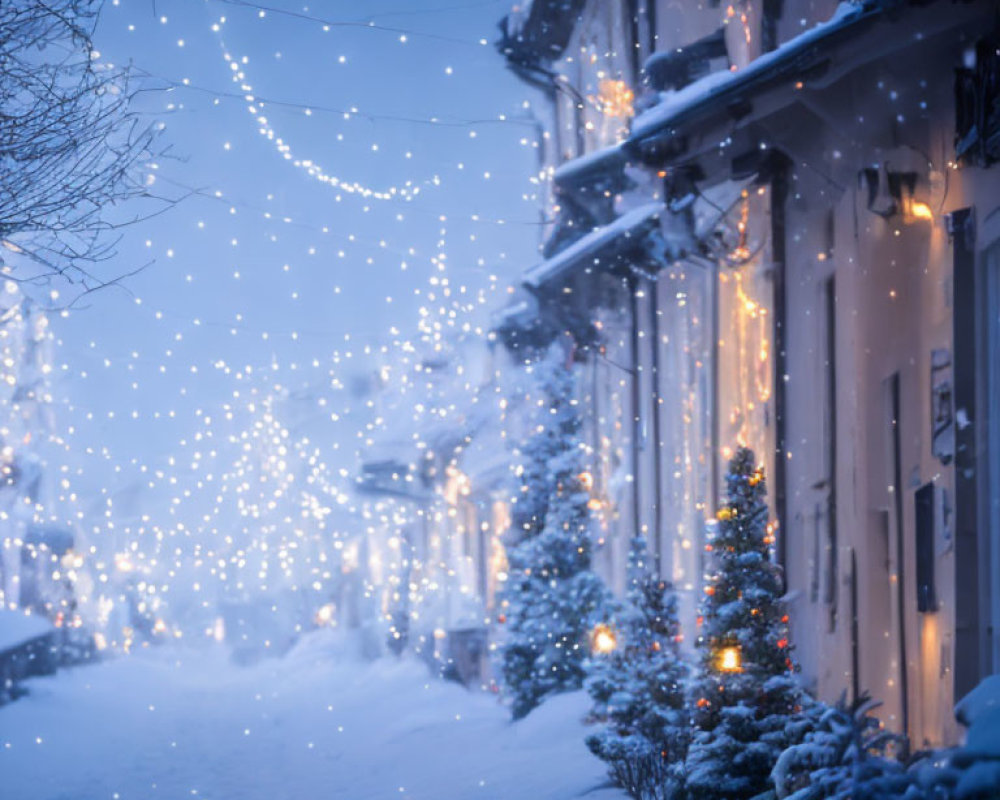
[
  {"xmin": 0, "ymin": 609, "xmax": 57, "ymax": 705},
  {"xmin": 355, "ymin": 339, "xmax": 519, "ymax": 681},
  {"xmin": 18, "ymin": 525, "xmax": 75, "ymax": 619}
]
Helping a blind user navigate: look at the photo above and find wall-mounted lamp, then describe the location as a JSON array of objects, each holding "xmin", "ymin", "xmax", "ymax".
[{"xmin": 862, "ymin": 164, "xmax": 935, "ymax": 223}]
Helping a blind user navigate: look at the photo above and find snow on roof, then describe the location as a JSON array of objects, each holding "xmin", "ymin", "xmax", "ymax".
[
  {"xmin": 523, "ymin": 202, "xmax": 665, "ymax": 289},
  {"xmin": 552, "ymin": 142, "xmax": 628, "ymax": 191},
  {"xmin": 491, "ymin": 292, "xmax": 539, "ymax": 333},
  {"xmin": 0, "ymin": 609, "xmax": 53, "ymax": 653},
  {"xmin": 629, "ymin": 1, "xmax": 870, "ymax": 144}
]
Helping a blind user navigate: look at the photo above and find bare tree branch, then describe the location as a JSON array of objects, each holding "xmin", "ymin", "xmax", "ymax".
[{"xmin": 0, "ymin": 0, "xmax": 167, "ymax": 291}]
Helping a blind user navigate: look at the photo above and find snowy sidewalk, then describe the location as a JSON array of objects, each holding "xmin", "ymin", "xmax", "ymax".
[{"xmin": 0, "ymin": 631, "xmax": 625, "ymax": 800}]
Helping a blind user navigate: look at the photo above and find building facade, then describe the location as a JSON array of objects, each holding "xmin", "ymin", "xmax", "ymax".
[{"xmin": 495, "ymin": 0, "xmax": 1000, "ymax": 748}]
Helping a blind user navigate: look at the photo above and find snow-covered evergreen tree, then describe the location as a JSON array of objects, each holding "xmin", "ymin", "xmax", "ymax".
[
  {"xmin": 585, "ymin": 537, "xmax": 690, "ymax": 800},
  {"xmin": 499, "ymin": 347, "xmax": 609, "ymax": 719},
  {"xmin": 686, "ymin": 447, "xmax": 802, "ymax": 800}
]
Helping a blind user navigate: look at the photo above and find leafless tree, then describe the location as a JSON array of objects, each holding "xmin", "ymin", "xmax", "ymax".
[{"xmin": 0, "ymin": 0, "xmax": 164, "ymax": 292}]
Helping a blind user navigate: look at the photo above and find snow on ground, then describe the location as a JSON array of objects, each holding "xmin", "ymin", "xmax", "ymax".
[{"xmin": 0, "ymin": 631, "xmax": 625, "ymax": 800}]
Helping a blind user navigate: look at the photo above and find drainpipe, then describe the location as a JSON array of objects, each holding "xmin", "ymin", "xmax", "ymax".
[
  {"xmin": 649, "ymin": 277, "xmax": 664, "ymax": 575},
  {"xmin": 628, "ymin": 273, "xmax": 643, "ymax": 559},
  {"xmin": 769, "ymin": 154, "xmax": 790, "ymax": 576}
]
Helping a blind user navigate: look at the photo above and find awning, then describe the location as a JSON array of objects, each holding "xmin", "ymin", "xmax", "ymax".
[
  {"xmin": 552, "ymin": 142, "xmax": 630, "ymax": 196},
  {"xmin": 522, "ymin": 202, "xmax": 665, "ymax": 290},
  {"xmin": 626, "ymin": 0, "xmax": 987, "ymax": 168},
  {"xmin": 491, "ymin": 291, "xmax": 540, "ymax": 333}
]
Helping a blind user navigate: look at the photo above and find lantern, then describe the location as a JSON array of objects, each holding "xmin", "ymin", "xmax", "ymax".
[
  {"xmin": 591, "ymin": 623, "xmax": 618, "ymax": 654},
  {"xmin": 717, "ymin": 645, "xmax": 742, "ymax": 673},
  {"xmin": 315, "ymin": 603, "xmax": 336, "ymax": 626}
]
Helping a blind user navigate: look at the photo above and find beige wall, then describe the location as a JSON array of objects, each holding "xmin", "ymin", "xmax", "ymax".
[
  {"xmin": 500, "ymin": 0, "xmax": 999, "ymax": 750},
  {"xmin": 777, "ymin": 34, "xmax": 1000, "ymax": 745},
  {"xmin": 586, "ymin": 286, "xmax": 639, "ymax": 596}
]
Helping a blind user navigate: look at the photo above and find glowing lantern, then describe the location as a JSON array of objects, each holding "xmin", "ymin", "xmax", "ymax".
[
  {"xmin": 591, "ymin": 623, "xmax": 617, "ymax": 654},
  {"xmin": 717, "ymin": 645, "xmax": 742, "ymax": 673},
  {"xmin": 903, "ymin": 198, "xmax": 934, "ymax": 223},
  {"xmin": 115, "ymin": 553, "xmax": 135, "ymax": 573},
  {"xmin": 578, "ymin": 471, "xmax": 594, "ymax": 490},
  {"xmin": 315, "ymin": 603, "xmax": 335, "ymax": 626}
]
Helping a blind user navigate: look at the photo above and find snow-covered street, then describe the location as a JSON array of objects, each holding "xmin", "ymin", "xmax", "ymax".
[
  {"xmin": 3, "ymin": 1, "xmax": 1000, "ymax": 798},
  {"xmin": 0, "ymin": 632, "xmax": 624, "ymax": 800}
]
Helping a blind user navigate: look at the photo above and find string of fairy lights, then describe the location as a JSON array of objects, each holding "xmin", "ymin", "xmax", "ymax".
[
  {"xmin": 212, "ymin": 14, "xmax": 428, "ymax": 201},
  {"xmin": 0, "ymin": 0, "xmax": 543, "ymax": 652},
  {"xmin": 1, "ymin": 0, "xmax": 779, "ymax": 662}
]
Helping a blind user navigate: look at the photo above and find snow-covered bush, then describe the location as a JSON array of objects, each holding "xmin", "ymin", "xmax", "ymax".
[
  {"xmin": 907, "ymin": 676, "xmax": 1000, "ymax": 800},
  {"xmin": 771, "ymin": 693, "xmax": 909, "ymax": 800},
  {"xmin": 769, "ymin": 676, "xmax": 1000, "ymax": 800}
]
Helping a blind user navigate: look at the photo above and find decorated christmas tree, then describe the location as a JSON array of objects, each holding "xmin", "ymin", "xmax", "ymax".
[
  {"xmin": 686, "ymin": 447, "xmax": 802, "ymax": 800},
  {"xmin": 585, "ymin": 537, "xmax": 690, "ymax": 800},
  {"xmin": 499, "ymin": 346, "xmax": 609, "ymax": 719}
]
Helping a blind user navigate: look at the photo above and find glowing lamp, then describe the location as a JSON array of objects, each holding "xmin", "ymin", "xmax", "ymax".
[
  {"xmin": 717, "ymin": 645, "xmax": 742, "ymax": 673},
  {"xmin": 315, "ymin": 603, "xmax": 335, "ymax": 626},
  {"xmin": 115, "ymin": 553, "xmax": 135, "ymax": 573},
  {"xmin": 904, "ymin": 198, "xmax": 934, "ymax": 223},
  {"xmin": 591, "ymin": 624, "xmax": 617, "ymax": 654},
  {"xmin": 578, "ymin": 471, "xmax": 594, "ymax": 490}
]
